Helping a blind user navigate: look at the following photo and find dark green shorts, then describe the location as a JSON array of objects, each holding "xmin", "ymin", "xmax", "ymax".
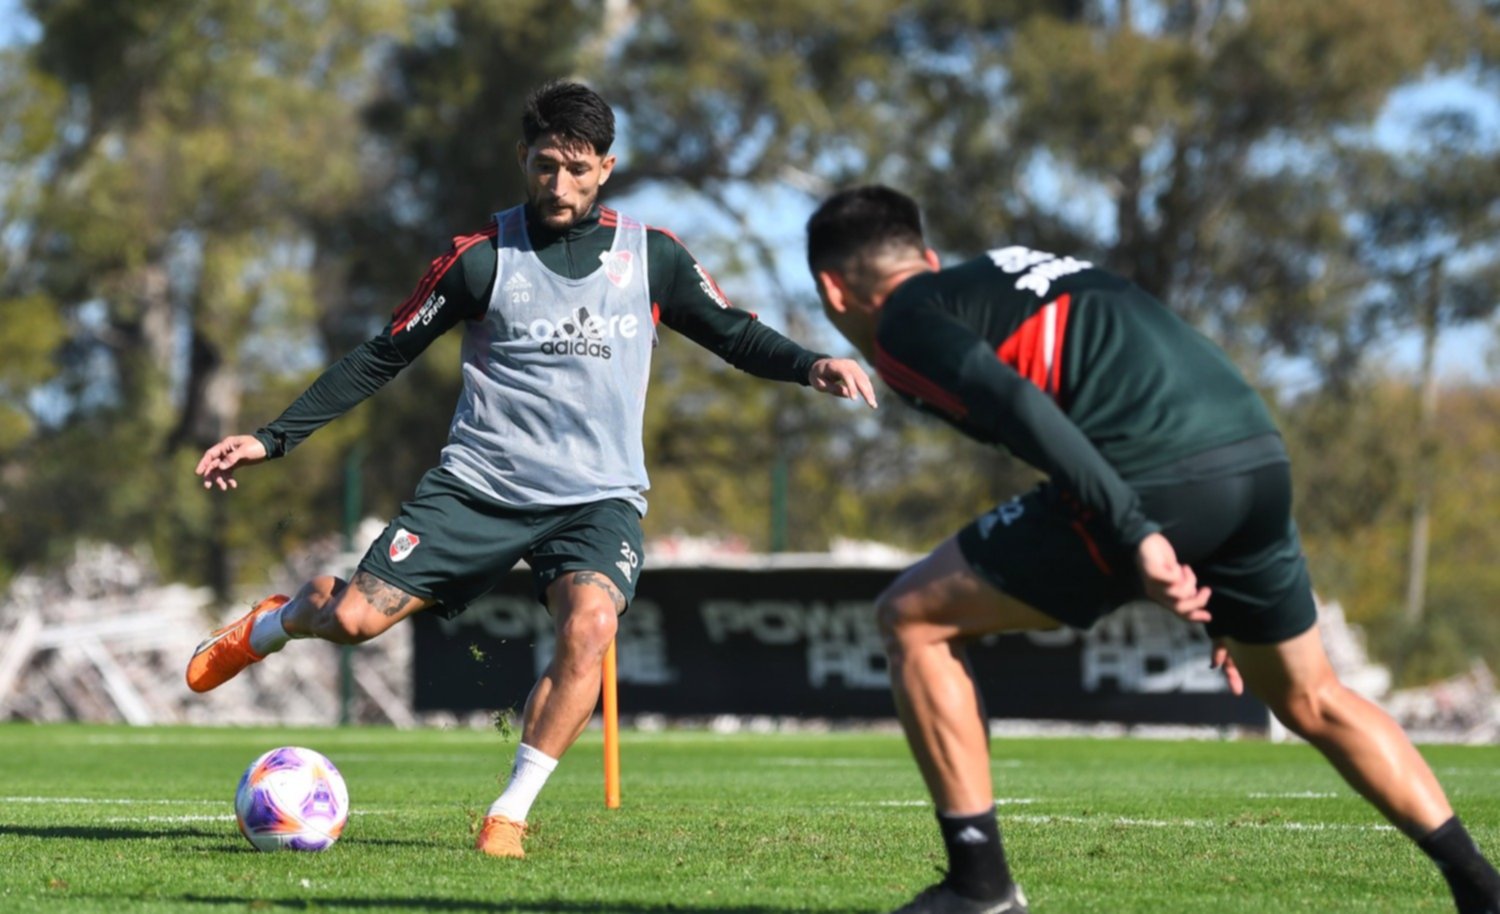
[
  {"xmin": 357, "ymin": 467, "xmax": 644, "ymax": 617},
  {"xmin": 956, "ymin": 436, "xmax": 1316, "ymax": 645}
]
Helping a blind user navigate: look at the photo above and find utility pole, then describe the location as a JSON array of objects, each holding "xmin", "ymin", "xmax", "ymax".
[
  {"xmin": 1403, "ymin": 260, "xmax": 1442, "ymax": 625},
  {"xmin": 339, "ymin": 442, "xmax": 365, "ymax": 724}
]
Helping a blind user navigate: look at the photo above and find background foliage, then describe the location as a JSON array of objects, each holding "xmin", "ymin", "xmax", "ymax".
[{"xmin": 1, "ymin": 0, "xmax": 1496, "ymax": 683}]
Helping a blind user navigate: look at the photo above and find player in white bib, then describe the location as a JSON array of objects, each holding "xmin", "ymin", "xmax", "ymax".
[{"xmin": 187, "ymin": 81, "xmax": 877, "ymax": 858}]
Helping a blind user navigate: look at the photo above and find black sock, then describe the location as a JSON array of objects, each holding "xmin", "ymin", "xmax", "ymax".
[
  {"xmin": 936, "ymin": 809, "xmax": 1013, "ymax": 902},
  {"xmin": 1418, "ymin": 817, "xmax": 1500, "ymax": 913}
]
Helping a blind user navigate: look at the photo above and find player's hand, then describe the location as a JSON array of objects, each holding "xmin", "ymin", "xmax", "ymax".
[
  {"xmin": 1211, "ymin": 639, "xmax": 1244, "ymax": 696},
  {"xmin": 808, "ymin": 357, "xmax": 878, "ymax": 408},
  {"xmin": 1136, "ymin": 532, "xmax": 1212, "ymax": 623},
  {"xmin": 195, "ymin": 434, "xmax": 268, "ymax": 491}
]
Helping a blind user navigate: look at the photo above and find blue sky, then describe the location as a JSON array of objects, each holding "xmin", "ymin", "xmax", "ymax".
[{"xmin": 0, "ymin": 0, "xmax": 34, "ymax": 44}]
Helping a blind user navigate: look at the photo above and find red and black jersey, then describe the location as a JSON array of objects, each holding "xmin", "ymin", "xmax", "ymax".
[{"xmin": 876, "ymin": 246, "xmax": 1280, "ymax": 550}]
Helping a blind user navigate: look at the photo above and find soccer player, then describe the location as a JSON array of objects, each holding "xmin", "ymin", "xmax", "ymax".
[
  {"xmin": 187, "ymin": 81, "xmax": 876, "ymax": 859},
  {"xmin": 805, "ymin": 185, "xmax": 1500, "ymax": 914}
]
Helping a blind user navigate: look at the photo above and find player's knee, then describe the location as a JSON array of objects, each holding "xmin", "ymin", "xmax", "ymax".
[
  {"xmin": 557, "ymin": 604, "xmax": 618, "ymax": 663},
  {"xmin": 1272, "ymin": 679, "xmax": 1348, "ymax": 739},
  {"xmin": 875, "ymin": 587, "xmax": 920, "ymax": 652}
]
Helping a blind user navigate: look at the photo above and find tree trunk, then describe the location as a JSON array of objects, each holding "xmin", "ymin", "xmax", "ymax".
[{"xmin": 1403, "ymin": 261, "xmax": 1442, "ymax": 624}]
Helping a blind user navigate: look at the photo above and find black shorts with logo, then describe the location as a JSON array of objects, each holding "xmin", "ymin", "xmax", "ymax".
[
  {"xmin": 357, "ymin": 467, "xmax": 644, "ymax": 617},
  {"xmin": 955, "ymin": 434, "xmax": 1316, "ymax": 644}
]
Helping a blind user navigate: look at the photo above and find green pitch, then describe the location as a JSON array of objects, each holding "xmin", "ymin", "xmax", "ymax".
[{"xmin": 2, "ymin": 724, "xmax": 1496, "ymax": 912}]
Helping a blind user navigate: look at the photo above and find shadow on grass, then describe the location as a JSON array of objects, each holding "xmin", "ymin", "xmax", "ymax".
[
  {"xmin": 177, "ymin": 897, "xmax": 871, "ymax": 914},
  {"xmin": 0, "ymin": 823, "xmax": 224, "ymax": 841},
  {"xmin": 0, "ymin": 823, "xmax": 444, "ymax": 851}
]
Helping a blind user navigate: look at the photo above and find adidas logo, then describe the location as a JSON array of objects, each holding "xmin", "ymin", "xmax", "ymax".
[
  {"xmin": 513, "ymin": 306, "xmax": 642, "ymax": 358},
  {"xmin": 540, "ymin": 306, "xmax": 613, "ymax": 360},
  {"xmin": 953, "ymin": 826, "xmax": 989, "ymax": 845},
  {"xmin": 503, "ymin": 272, "xmax": 533, "ymax": 304}
]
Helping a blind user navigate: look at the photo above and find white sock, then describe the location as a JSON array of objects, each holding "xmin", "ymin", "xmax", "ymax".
[
  {"xmin": 249, "ymin": 604, "xmax": 295, "ymax": 655},
  {"xmin": 487, "ymin": 743, "xmax": 559, "ymax": 823}
]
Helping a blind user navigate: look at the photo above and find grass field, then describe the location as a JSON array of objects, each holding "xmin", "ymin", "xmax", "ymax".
[{"xmin": 1, "ymin": 724, "xmax": 1496, "ymax": 913}]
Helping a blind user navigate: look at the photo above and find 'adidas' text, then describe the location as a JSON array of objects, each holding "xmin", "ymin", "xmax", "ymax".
[{"xmin": 518, "ymin": 306, "xmax": 641, "ymax": 360}]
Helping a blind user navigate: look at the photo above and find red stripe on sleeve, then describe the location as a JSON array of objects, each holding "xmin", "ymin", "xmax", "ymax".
[
  {"xmin": 995, "ymin": 293, "xmax": 1071, "ymax": 400},
  {"xmin": 874, "ymin": 341, "xmax": 969, "ymax": 419},
  {"xmin": 650, "ymin": 223, "xmax": 686, "ymax": 248},
  {"xmin": 391, "ymin": 223, "xmax": 498, "ymax": 332},
  {"xmin": 648, "ymin": 224, "xmax": 744, "ymax": 313}
]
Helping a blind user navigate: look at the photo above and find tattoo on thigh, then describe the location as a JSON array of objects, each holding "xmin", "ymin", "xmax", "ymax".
[
  {"xmin": 353, "ymin": 571, "xmax": 415, "ymax": 617},
  {"xmin": 570, "ymin": 570, "xmax": 627, "ymax": 613}
]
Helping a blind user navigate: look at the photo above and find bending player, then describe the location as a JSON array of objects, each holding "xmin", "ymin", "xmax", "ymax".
[{"xmin": 805, "ymin": 184, "xmax": 1500, "ymax": 914}]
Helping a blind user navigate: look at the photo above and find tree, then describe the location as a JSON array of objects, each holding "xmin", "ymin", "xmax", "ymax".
[
  {"xmin": 0, "ymin": 0, "xmax": 421, "ymax": 593},
  {"xmin": 3, "ymin": 0, "xmax": 1496, "ymax": 694},
  {"xmin": 600, "ymin": 1, "xmax": 1500, "ymax": 681},
  {"xmin": 1342, "ymin": 112, "xmax": 1500, "ymax": 623},
  {"xmin": 608, "ymin": 1, "xmax": 1463, "ymax": 372},
  {"xmin": 589, "ymin": 0, "xmax": 1473, "ymax": 546},
  {"xmin": 1282, "ymin": 381, "xmax": 1500, "ymax": 685}
]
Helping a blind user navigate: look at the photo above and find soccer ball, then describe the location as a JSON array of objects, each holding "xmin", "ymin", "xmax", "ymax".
[{"xmin": 233, "ymin": 746, "xmax": 349, "ymax": 852}]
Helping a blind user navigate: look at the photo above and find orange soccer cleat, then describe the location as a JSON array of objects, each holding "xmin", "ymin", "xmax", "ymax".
[
  {"xmin": 474, "ymin": 814, "xmax": 528, "ymax": 859},
  {"xmin": 185, "ymin": 594, "xmax": 290, "ymax": 693}
]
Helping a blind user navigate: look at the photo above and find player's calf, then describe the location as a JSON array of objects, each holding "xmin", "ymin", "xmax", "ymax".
[{"xmin": 293, "ymin": 571, "xmax": 425, "ymax": 644}]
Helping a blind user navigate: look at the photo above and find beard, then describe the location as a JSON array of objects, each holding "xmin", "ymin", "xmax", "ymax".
[{"xmin": 529, "ymin": 188, "xmax": 596, "ymax": 229}]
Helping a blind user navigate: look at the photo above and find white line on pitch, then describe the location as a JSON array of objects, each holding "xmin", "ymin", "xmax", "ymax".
[
  {"xmin": 2, "ymin": 797, "xmax": 217, "ymax": 805},
  {"xmin": 101, "ymin": 810, "xmax": 375, "ymax": 822},
  {"xmin": 103, "ymin": 815, "xmax": 238, "ymax": 823},
  {"xmin": 1007, "ymin": 813, "xmax": 1393, "ymax": 832},
  {"xmin": 1247, "ymin": 791, "xmax": 1340, "ymax": 799},
  {"xmin": 104, "ymin": 811, "xmax": 373, "ymax": 824}
]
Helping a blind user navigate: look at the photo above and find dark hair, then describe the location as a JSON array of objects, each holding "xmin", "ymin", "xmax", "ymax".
[
  {"xmin": 521, "ymin": 80, "xmax": 615, "ymax": 153},
  {"xmin": 806, "ymin": 185, "xmax": 926, "ymax": 275}
]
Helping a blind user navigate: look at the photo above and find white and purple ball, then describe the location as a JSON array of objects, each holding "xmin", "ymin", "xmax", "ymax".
[{"xmin": 233, "ymin": 746, "xmax": 349, "ymax": 852}]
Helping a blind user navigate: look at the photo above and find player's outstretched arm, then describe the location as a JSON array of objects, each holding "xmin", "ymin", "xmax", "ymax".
[
  {"xmin": 808, "ymin": 357, "xmax": 878, "ymax": 408},
  {"xmin": 649, "ymin": 229, "xmax": 864, "ymax": 391},
  {"xmin": 195, "ymin": 434, "xmax": 269, "ymax": 491},
  {"xmin": 211, "ymin": 228, "xmax": 492, "ymax": 478}
]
